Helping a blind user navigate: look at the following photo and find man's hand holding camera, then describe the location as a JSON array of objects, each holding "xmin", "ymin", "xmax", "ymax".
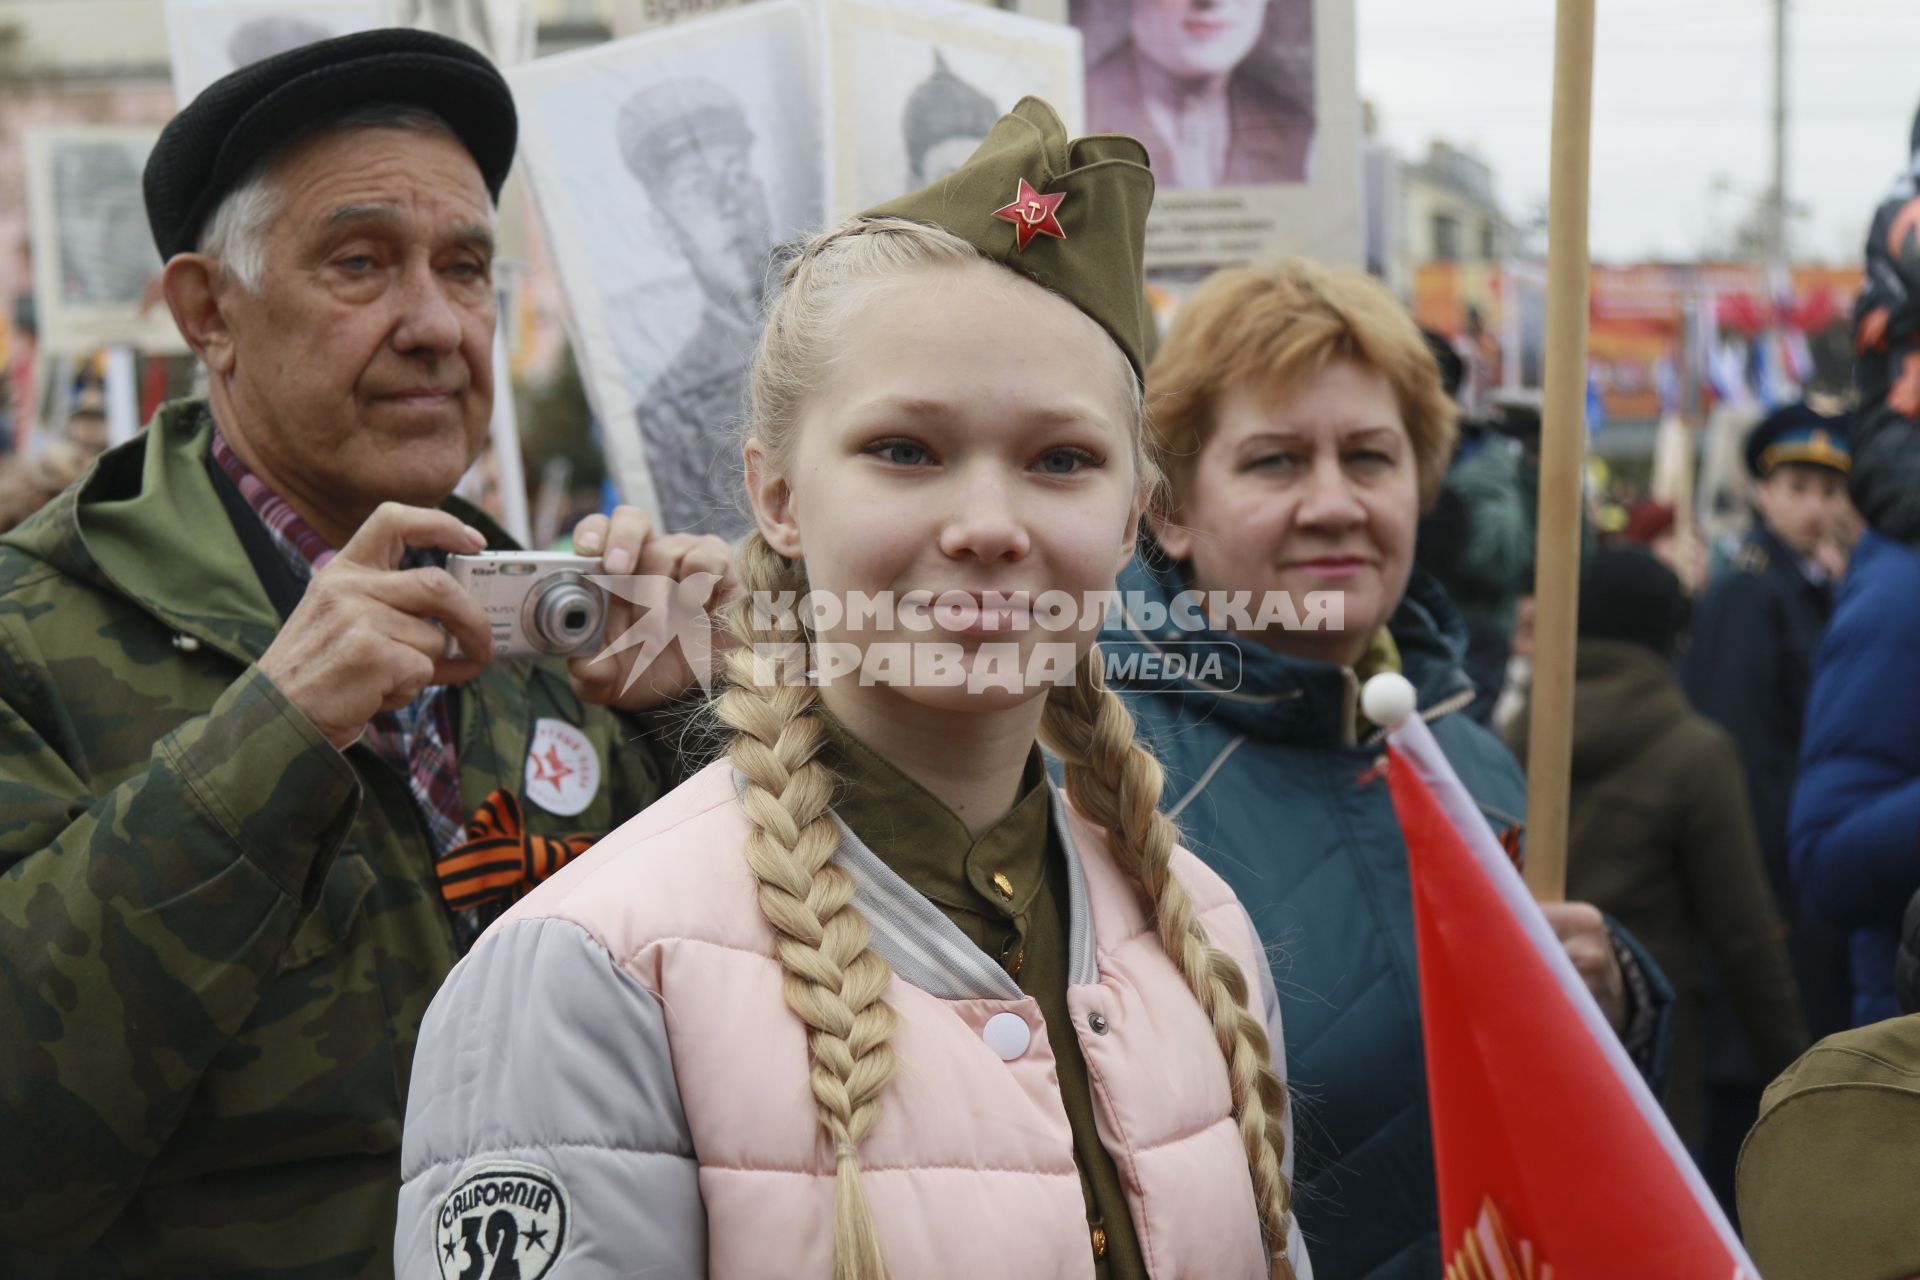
[
  {"xmin": 260, "ymin": 502, "xmax": 736, "ymax": 751},
  {"xmin": 569, "ymin": 505, "xmax": 736, "ymax": 712},
  {"xmin": 259, "ymin": 503, "xmax": 495, "ymax": 751}
]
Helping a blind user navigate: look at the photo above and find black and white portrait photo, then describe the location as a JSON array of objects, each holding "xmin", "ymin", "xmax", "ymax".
[
  {"xmin": 618, "ymin": 78, "xmax": 773, "ymax": 538},
  {"xmin": 821, "ymin": 0, "xmax": 1084, "ymax": 217},
  {"xmin": 904, "ymin": 51, "xmax": 1000, "ymax": 187},
  {"xmin": 165, "ymin": 0, "xmax": 392, "ymax": 102},
  {"xmin": 1073, "ymin": 0, "xmax": 1315, "ymax": 190},
  {"xmin": 26, "ymin": 126, "xmax": 186, "ymax": 354},
  {"xmin": 51, "ymin": 140, "xmax": 156, "ymax": 307},
  {"xmin": 510, "ymin": 2, "xmax": 822, "ymax": 538}
]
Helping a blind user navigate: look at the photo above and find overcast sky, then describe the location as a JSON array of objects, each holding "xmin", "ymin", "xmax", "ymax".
[{"xmin": 1356, "ymin": 0, "xmax": 1920, "ymax": 265}]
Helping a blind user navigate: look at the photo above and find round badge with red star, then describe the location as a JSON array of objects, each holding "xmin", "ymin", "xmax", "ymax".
[
  {"xmin": 992, "ymin": 178, "xmax": 1067, "ymax": 251},
  {"xmin": 524, "ymin": 718, "xmax": 600, "ymax": 817}
]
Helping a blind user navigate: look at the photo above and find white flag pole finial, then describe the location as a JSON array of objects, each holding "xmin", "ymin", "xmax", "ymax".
[{"xmin": 1362, "ymin": 672, "xmax": 1419, "ymax": 729}]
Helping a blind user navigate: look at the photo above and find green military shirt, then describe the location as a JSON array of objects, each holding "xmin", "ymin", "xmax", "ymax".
[
  {"xmin": 1737, "ymin": 1012, "xmax": 1920, "ymax": 1279},
  {"xmin": 823, "ymin": 717, "xmax": 1148, "ymax": 1280},
  {"xmin": 0, "ymin": 400, "xmax": 673, "ymax": 1277}
]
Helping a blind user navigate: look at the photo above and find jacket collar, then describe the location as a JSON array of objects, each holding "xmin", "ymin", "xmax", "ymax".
[
  {"xmin": 820, "ymin": 713, "xmax": 1054, "ymax": 924},
  {"xmin": 1103, "ymin": 541, "xmax": 1478, "ymax": 748},
  {"xmin": 733, "ymin": 767, "xmax": 1101, "ymax": 1001},
  {"xmin": 1749, "ymin": 519, "xmax": 1826, "ymax": 590},
  {"xmin": 1, "ymin": 397, "xmax": 516, "ymax": 666}
]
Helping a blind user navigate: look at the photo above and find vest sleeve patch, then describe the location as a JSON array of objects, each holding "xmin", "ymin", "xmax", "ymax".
[{"xmin": 436, "ymin": 1160, "xmax": 570, "ymax": 1280}]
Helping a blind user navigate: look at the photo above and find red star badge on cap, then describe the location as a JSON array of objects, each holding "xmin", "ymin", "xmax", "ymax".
[{"xmin": 992, "ymin": 178, "xmax": 1067, "ymax": 251}]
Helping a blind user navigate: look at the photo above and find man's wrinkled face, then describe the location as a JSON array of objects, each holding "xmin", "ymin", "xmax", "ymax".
[
  {"xmin": 216, "ymin": 126, "xmax": 496, "ymax": 529},
  {"xmin": 1754, "ymin": 464, "xmax": 1848, "ymax": 558}
]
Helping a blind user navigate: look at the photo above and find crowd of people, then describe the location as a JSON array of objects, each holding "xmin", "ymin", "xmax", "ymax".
[{"xmin": 0, "ymin": 23, "xmax": 1916, "ymax": 1280}]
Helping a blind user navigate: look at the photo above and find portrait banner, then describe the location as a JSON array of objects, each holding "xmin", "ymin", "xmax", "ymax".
[
  {"xmin": 509, "ymin": 2, "xmax": 824, "ymax": 539},
  {"xmin": 164, "ymin": 0, "xmax": 393, "ymax": 103},
  {"xmin": 818, "ymin": 0, "xmax": 1084, "ymax": 220},
  {"xmin": 25, "ymin": 126, "xmax": 186, "ymax": 357},
  {"xmin": 1072, "ymin": 0, "xmax": 1358, "ymax": 270},
  {"xmin": 610, "ymin": 0, "xmax": 757, "ymax": 38}
]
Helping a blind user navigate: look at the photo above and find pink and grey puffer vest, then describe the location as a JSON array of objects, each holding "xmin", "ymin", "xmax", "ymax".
[{"xmin": 397, "ymin": 759, "xmax": 1313, "ymax": 1279}]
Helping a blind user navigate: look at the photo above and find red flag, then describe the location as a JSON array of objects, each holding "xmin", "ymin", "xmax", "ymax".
[{"xmin": 1382, "ymin": 703, "xmax": 1756, "ymax": 1278}]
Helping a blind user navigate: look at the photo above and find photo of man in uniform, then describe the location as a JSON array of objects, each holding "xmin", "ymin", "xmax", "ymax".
[
  {"xmin": 52, "ymin": 140, "xmax": 160, "ymax": 306},
  {"xmin": 619, "ymin": 79, "xmax": 773, "ymax": 539},
  {"xmin": 902, "ymin": 50, "xmax": 1000, "ymax": 187},
  {"xmin": 1079, "ymin": 0, "xmax": 1314, "ymax": 190}
]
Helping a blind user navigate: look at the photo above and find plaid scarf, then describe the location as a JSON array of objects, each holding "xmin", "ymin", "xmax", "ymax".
[{"xmin": 210, "ymin": 430, "xmax": 466, "ymax": 859}]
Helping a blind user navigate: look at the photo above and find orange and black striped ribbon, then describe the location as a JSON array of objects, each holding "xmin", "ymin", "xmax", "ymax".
[
  {"xmin": 1500, "ymin": 822, "xmax": 1526, "ymax": 870},
  {"xmin": 436, "ymin": 788, "xmax": 598, "ymax": 913}
]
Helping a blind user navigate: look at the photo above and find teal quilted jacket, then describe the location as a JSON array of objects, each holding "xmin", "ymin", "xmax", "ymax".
[{"xmin": 1102, "ymin": 549, "xmax": 1531, "ymax": 1278}]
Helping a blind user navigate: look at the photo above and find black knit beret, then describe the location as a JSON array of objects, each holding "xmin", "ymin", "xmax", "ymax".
[{"xmin": 143, "ymin": 28, "xmax": 518, "ymax": 261}]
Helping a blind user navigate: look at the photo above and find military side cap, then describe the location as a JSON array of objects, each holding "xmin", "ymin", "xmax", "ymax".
[
  {"xmin": 1744, "ymin": 400, "xmax": 1852, "ymax": 477},
  {"xmin": 1737, "ymin": 1016, "xmax": 1920, "ymax": 1279},
  {"xmin": 144, "ymin": 28, "xmax": 517, "ymax": 261},
  {"xmin": 860, "ymin": 96, "xmax": 1155, "ymax": 378},
  {"xmin": 618, "ymin": 80, "xmax": 754, "ymax": 191}
]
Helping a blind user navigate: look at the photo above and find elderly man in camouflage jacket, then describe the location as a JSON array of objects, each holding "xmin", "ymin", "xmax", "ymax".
[{"xmin": 0, "ymin": 31, "xmax": 729, "ymax": 1279}]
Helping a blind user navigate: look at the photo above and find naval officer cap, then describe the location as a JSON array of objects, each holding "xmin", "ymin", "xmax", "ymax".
[
  {"xmin": 1744, "ymin": 399, "xmax": 1852, "ymax": 478},
  {"xmin": 143, "ymin": 28, "xmax": 518, "ymax": 262},
  {"xmin": 860, "ymin": 96, "xmax": 1156, "ymax": 380}
]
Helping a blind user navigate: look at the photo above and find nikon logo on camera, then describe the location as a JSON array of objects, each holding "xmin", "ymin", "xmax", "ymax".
[{"xmin": 446, "ymin": 552, "xmax": 610, "ymax": 659}]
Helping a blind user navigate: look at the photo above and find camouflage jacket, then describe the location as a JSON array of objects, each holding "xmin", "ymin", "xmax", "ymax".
[{"xmin": 0, "ymin": 400, "xmax": 676, "ymax": 1278}]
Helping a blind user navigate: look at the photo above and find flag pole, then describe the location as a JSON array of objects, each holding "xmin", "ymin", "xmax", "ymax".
[{"xmin": 1522, "ymin": 0, "xmax": 1596, "ymax": 904}]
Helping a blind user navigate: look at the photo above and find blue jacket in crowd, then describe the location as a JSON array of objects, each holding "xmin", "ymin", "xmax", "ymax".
[
  {"xmin": 1101, "ymin": 550, "xmax": 1670, "ymax": 1279},
  {"xmin": 1791, "ymin": 529, "xmax": 1920, "ymax": 1025}
]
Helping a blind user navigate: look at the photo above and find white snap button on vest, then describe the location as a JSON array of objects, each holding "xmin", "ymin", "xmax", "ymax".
[{"xmin": 982, "ymin": 1011, "xmax": 1031, "ymax": 1061}]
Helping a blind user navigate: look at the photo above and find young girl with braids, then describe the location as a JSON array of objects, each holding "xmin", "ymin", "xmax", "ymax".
[{"xmin": 396, "ymin": 99, "xmax": 1311, "ymax": 1280}]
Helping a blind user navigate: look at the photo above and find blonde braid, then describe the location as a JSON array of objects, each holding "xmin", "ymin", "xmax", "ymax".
[
  {"xmin": 1040, "ymin": 650, "xmax": 1296, "ymax": 1279},
  {"xmin": 713, "ymin": 535, "xmax": 899, "ymax": 1280}
]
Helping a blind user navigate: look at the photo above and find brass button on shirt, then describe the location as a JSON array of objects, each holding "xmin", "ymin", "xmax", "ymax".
[{"xmin": 824, "ymin": 720, "xmax": 1147, "ymax": 1280}]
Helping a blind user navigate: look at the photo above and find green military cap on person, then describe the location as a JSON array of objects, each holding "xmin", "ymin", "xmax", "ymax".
[
  {"xmin": 860, "ymin": 96, "xmax": 1155, "ymax": 380},
  {"xmin": 1736, "ymin": 1014, "xmax": 1920, "ymax": 1279}
]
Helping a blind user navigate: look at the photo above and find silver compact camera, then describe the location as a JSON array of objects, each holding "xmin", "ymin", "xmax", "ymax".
[{"xmin": 445, "ymin": 552, "xmax": 609, "ymax": 659}]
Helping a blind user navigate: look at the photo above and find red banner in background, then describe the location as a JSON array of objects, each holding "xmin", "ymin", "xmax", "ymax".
[{"xmin": 1413, "ymin": 261, "xmax": 1863, "ymax": 425}]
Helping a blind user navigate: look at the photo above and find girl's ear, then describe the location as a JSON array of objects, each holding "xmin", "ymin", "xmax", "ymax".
[{"xmin": 744, "ymin": 439, "xmax": 803, "ymax": 558}]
